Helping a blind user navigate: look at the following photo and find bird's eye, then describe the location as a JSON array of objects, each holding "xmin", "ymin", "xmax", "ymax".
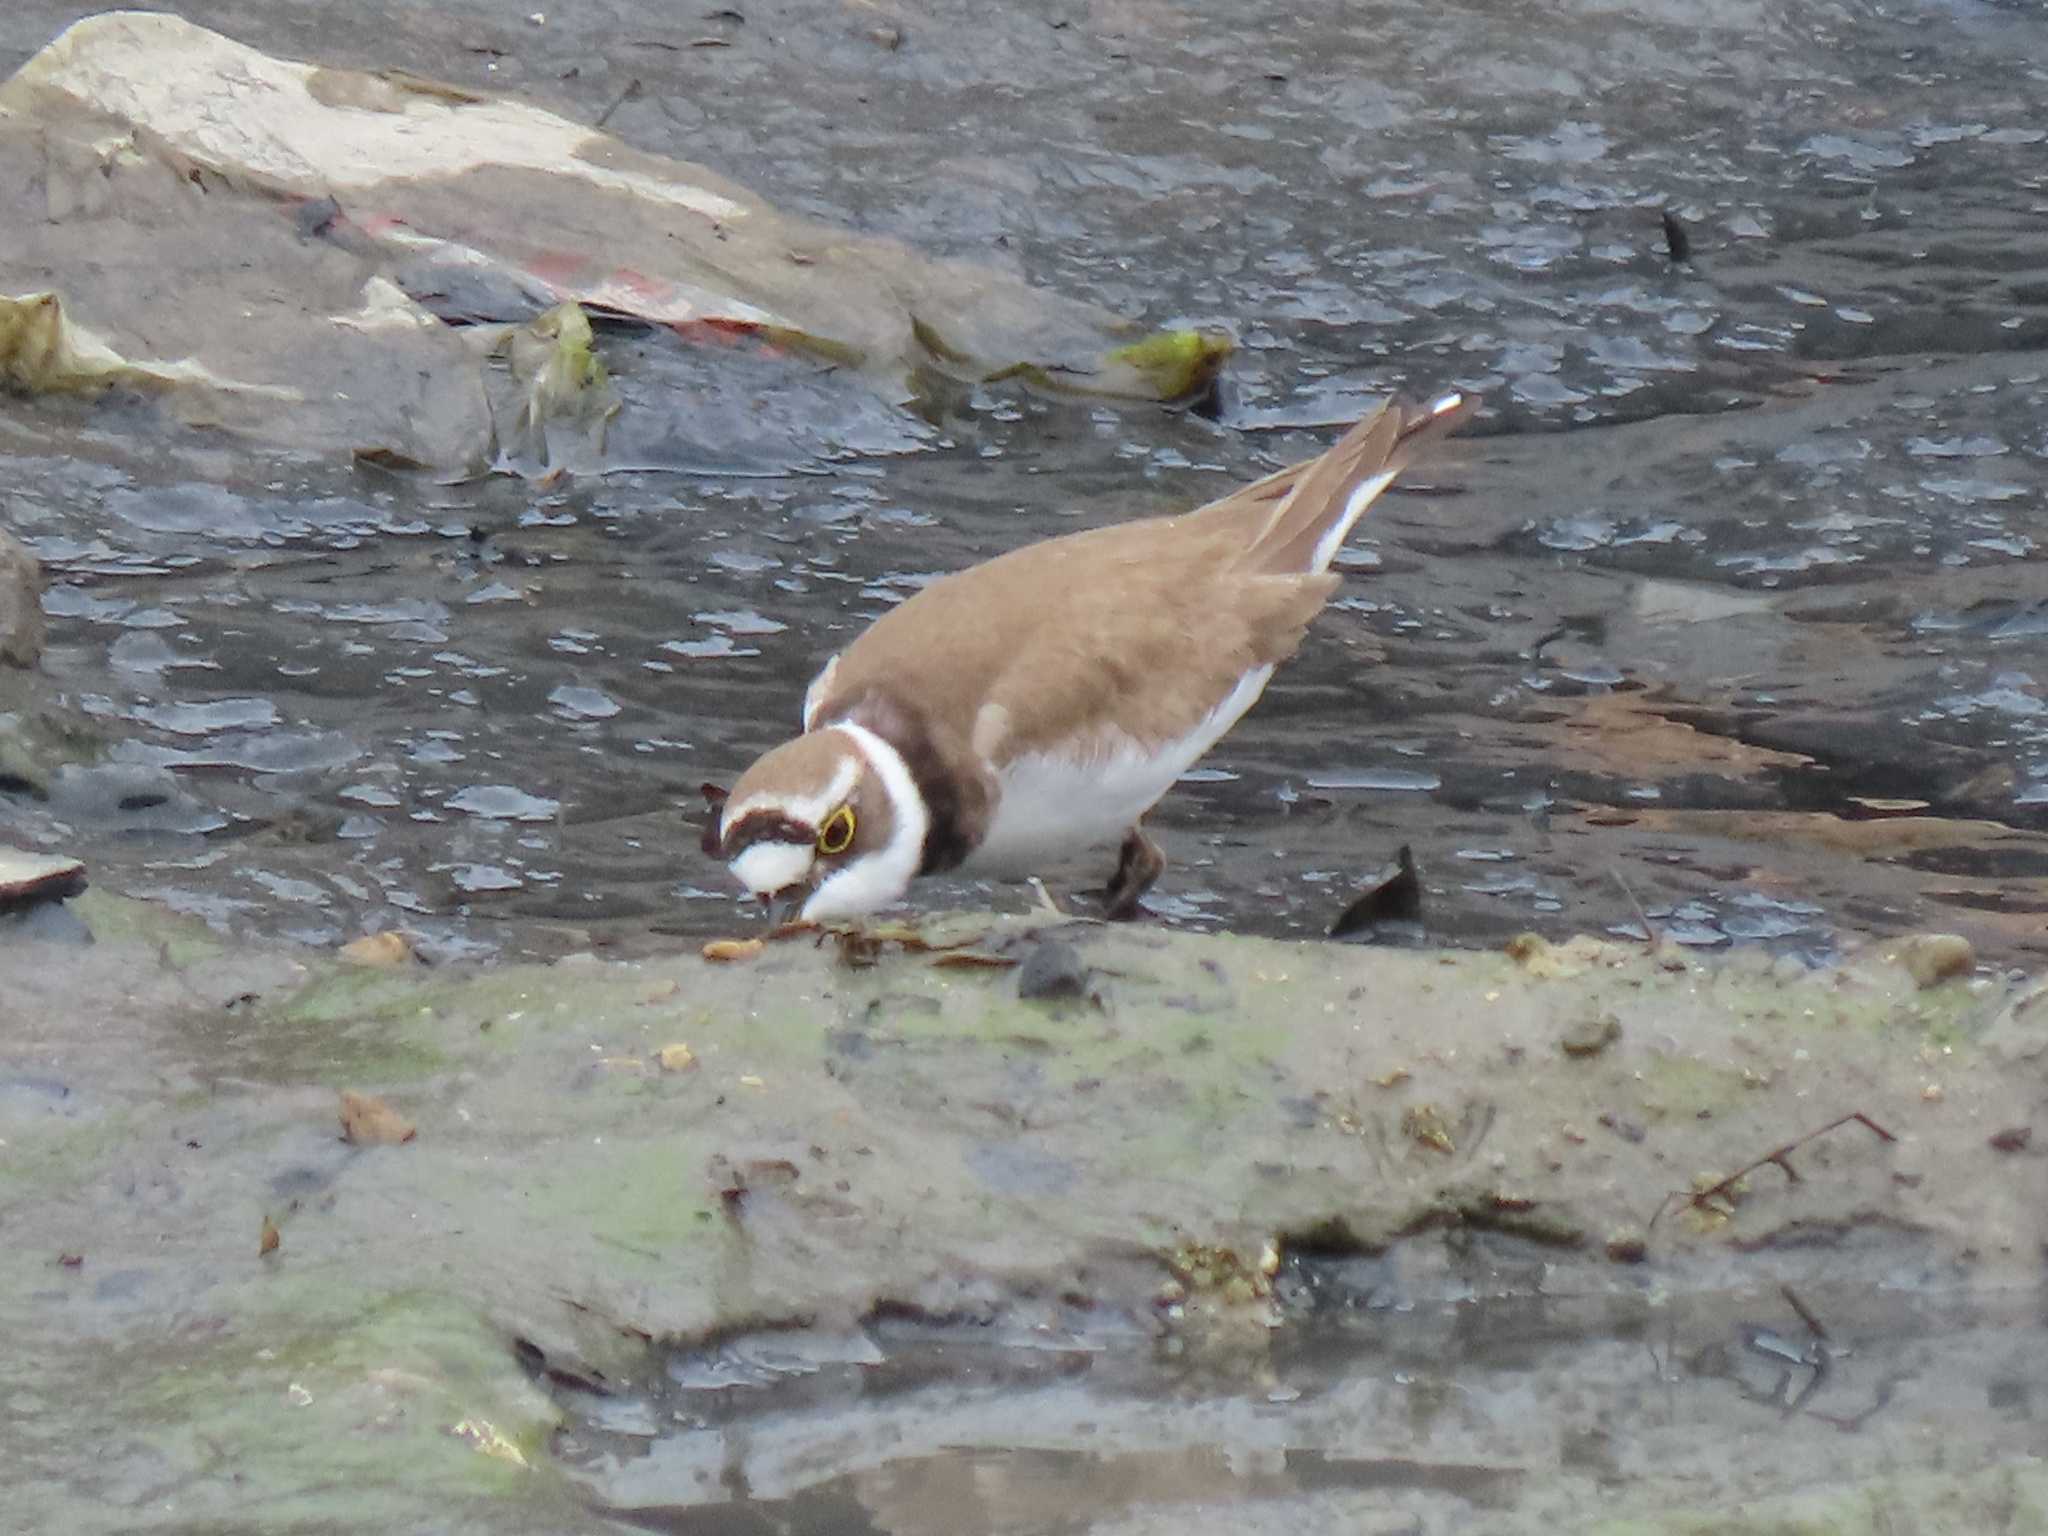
[{"xmin": 817, "ymin": 805, "xmax": 856, "ymax": 855}]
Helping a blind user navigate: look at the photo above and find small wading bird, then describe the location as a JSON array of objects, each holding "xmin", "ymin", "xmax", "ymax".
[{"xmin": 703, "ymin": 391, "xmax": 1475, "ymax": 923}]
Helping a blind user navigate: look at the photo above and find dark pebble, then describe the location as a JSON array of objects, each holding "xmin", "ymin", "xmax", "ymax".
[{"xmin": 1016, "ymin": 940, "xmax": 1089, "ymax": 1001}]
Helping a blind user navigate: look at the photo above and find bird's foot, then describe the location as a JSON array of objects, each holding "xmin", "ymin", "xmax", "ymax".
[{"xmin": 1102, "ymin": 827, "xmax": 1166, "ymax": 921}]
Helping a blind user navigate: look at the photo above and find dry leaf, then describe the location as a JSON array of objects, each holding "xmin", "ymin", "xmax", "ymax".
[
  {"xmin": 657, "ymin": 1043, "xmax": 697, "ymax": 1072},
  {"xmin": 339, "ymin": 1090, "xmax": 416, "ymax": 1145},
  {"xmin": 641, "ymin": 979, "xmax": 681, "ymax": 1004},
  {"xmin": 449, "ymin": 1418, "xmax": 527, "ymax": 1467},
  {"xmin": 340, "ymin": 930, "xmax": 415, "ymax": 968},
  {"xmin": 1402, "ymin": 1102, "xmax": 1455, "ymax": 1154},
  {"xmin": 702, "ymin": 937, "xmax": 764, "ymax": 963},
  {"xmin": 259, "ymin": 1214, "xmax": 281, "ymax": 1256},
  {"xmin": 1506, "ymin": 932, "xmax": 1620, "ymax": 979}
]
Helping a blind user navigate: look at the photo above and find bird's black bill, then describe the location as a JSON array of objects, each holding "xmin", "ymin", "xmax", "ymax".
[{"xmin": 760, "ymin": 888, "xmax": 806, "ymax": 930}]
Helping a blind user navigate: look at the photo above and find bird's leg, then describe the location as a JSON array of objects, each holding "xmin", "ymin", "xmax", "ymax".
[{"xmin": 1102, "ymin": 825, "xmax": 1166, "ymax": 921}]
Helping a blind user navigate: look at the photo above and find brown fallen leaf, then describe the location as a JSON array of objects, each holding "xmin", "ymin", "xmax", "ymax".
[
  {"xmin": 702, "ymin": 937, "xmax": 765, "ymax": 963},
  {"xmin": 339, "ymin": 1090, "xmax": 416, "ymax": 1145},
  {"xmin": 927, "ymin": 950, "xmax": 1020, "ymax": 970},
  {"xmin": 56, "ymin": 1252, "xmax": 83, "ymax": 1269},
  {"xmin": 833, "ymin": 928, "xmax": 887, "ymax": 968},
  {"xmin": 340, "ymin": 930, "xmax": 416, "ymax": 968},
  {"xmin": 1506, "ymin": 932, "xmax": 1621, "ymax": 979},
  {"xmin": 260, "ymin": 1214, "xmax": 281, "ymax": 1257},
  {"xmin": 657, "ymin": 1042, "xmax": 697, "ymax": 1072}
]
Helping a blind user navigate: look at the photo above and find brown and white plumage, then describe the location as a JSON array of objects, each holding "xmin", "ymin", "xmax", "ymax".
[{"xmin": 708, "ymin": 391, "xmax": 1474, "ymax": 921}]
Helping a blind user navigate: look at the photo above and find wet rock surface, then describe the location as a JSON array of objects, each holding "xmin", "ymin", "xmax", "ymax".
[
  {"xmin": 0, "ymin": 529, "xmax": 43, "ymax": 668},
  {"xmin": 0, "ymin": 0, "xmax": 2042, "ymax": 967}
]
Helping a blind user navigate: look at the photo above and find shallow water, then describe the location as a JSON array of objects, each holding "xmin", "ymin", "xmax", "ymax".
[
  {"xmin": 559, "ymin": 1263, "xmax": 2046, "ymax": 1535},
  {"xmin": 5, "ymin": 0, "xmax": 2048, "ymax": 967}
]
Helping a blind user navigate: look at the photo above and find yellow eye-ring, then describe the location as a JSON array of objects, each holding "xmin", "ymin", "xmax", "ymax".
[{"xmin": 817, "ymin": 805, "xmax": 856, "ymax": 855}]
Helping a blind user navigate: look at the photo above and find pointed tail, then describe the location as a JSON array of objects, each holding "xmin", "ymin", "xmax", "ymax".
[{"xmin": 1243, "ymin": 391, "xmax": 1474, "ymax": 576}]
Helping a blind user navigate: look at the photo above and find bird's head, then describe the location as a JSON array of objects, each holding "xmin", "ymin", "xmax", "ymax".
[{"xmin": 701, "ymin": 725, "xmax": 926, "ymax": 922}]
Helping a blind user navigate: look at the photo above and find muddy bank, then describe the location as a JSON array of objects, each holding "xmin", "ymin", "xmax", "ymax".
[{"xmin": 3, "ymin": 891, "xmax": 2043, "ymax": 1531}]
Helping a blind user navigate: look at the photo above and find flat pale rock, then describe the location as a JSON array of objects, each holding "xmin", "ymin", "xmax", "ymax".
[{"xmin": 0, "ymin": 848, "xmax": 86, "ymax": 905}]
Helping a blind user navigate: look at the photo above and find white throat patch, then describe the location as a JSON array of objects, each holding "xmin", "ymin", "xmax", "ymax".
[
  {"xmin": 730, "ymin": 839, "xmax": 816, "ymax": 900},
  {"xmin": 802, "ymin": 722, "xmax": 929, "ymax": 921}
]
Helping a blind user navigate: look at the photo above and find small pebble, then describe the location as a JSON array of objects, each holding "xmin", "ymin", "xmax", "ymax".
[
  {"xmin": 1016, "ymin": 939, "xmax": 1089, "ymax": 1001},
  {"xmin": 1559, "ymin": 1012, "xmax": 1622, "ymax": 1057},
  {"xmin": 1899, "ymin": 933, "xmax": 1973, "ymax": 989},
  {"xmin": 1605, "ymin": 1229, "xmax": 1649, "ymax": 1264}
]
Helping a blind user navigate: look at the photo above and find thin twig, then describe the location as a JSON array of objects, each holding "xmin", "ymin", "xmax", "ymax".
[
  {"xmin": 1610, "ymin": 866, "xmax": 1659, "ymax": 948},
  {"xmin": 1780, "ymin": 1284, "xmax": 1829, "ymax": 1343},
  {"xmin": 594, "ymin": 77, "xmax": 644, "ymax": 129},
  {"xmin": 1649, "ymin": 1110, "xmax": 1897, "ymax": 1229}
]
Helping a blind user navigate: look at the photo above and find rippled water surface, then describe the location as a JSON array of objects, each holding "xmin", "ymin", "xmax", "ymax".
[
  {"xmin": 555, "ymin": 1263, "xmax": 2044, "ymax": 1536},
  {"xmin": 3, "ymin": 0, "xmax": 2046, "ymax": 964}
]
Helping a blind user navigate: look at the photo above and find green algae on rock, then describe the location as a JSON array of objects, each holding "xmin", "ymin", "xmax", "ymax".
[{"xmin": 2, "ymin": 892, "xmax": 2043, "ymax": 1531}]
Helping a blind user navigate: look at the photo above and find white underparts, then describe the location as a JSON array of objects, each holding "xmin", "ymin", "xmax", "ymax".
[
  {"xmin": 801, "ymin": 721, "xmax": 929, "ymax": 920},
  {"xmin": 968, "ymin": 663, "xmax": 1277, "ymax": 876},
  {"xmin": 1309, "ymin": 468, "xmax": 1397, "ymax": 575}
]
